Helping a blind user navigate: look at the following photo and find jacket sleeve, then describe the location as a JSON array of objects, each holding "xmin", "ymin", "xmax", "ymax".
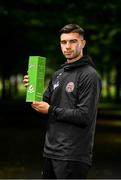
[
  {"xmin": 48, "ymin": 73, "xmax": 101, "ymax": 127},
  {"xmin": 43, "ymin": 79, "xmax": 53, "ymax": 103}
]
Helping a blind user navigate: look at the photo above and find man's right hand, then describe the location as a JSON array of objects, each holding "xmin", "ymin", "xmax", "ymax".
[{"xmin": 23, "ymin": 75, "xmax": 29, "ymax": 87}]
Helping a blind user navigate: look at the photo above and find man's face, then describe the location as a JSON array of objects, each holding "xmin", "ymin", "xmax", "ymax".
[{"xmin": 60, "ymin": 32, "xmax": 86, "ymax": 62}]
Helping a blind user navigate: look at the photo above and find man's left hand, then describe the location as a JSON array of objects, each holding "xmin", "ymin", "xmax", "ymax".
[{"xmin": 31, "ymin": 101, "xmax": 50, "ymax": 114}]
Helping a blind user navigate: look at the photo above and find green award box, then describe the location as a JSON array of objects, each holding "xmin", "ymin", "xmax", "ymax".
[{"xmin": 26, "ymin": 56, "xmax": 46, "ymax": 102}]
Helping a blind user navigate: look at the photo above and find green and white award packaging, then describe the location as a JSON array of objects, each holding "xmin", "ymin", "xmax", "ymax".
[{"xmin": 26, "ymin": 56, "xmax": 46, "ymax": 102}]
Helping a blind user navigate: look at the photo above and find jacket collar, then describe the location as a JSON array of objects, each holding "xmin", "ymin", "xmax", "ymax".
[{"xmin": 60, "ymin": 55, "xmax": 96, "ymax": 71}]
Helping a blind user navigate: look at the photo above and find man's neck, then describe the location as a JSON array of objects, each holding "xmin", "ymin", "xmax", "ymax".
[{"xmin": 67, "ymin": 54, "xmax": 83, "ymax": 64}]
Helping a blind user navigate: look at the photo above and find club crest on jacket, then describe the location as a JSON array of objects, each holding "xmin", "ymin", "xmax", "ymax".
[{"xmin": 66, "ymin": 82, "xmax": 75, "ymax": 92}]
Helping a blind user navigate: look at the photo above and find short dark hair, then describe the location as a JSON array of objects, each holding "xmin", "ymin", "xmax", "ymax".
[{"xmin": 59, "ymin": 24, "xmax": 85, "ymax": 38}]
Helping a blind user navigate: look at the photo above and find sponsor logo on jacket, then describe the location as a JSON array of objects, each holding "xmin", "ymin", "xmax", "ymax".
[{"xmin": 53, "ymin": 81, "xmax": 59, "ymax": 90}]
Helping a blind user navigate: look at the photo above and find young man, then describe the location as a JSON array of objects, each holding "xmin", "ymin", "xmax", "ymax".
[{"xmin": 23, "ymin": 24, "xmax": 102, "ymax": 179}]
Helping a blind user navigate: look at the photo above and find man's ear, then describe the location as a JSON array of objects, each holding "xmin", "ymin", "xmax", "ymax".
[
  {"xmin": 82, "ymin": 40, "xmax": 86, "ymax": 48},
  {"xmin": 79, "ymin": 40, "xmax": 86, "ymax": 48}
]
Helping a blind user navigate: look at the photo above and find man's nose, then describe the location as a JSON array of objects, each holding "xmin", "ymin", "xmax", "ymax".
[{"xmin": 66, "ymin": 42, "xmax": 71, "ymax": 48}]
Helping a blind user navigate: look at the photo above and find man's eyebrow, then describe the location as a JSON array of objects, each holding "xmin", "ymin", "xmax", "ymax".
[{"xmin": 60, "ymin": 39, "xmax": 78, "ymax": 42}]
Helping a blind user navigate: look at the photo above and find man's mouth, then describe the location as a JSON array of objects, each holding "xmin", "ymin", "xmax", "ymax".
[{"xmin": 64, "ymin": 52, "xmax": 72, "ymax": 55}]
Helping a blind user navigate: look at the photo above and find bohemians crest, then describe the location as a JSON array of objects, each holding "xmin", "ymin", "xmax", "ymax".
[{"xmin": 66, "ymin": 82, "xmax": 75, "ymax": 92}]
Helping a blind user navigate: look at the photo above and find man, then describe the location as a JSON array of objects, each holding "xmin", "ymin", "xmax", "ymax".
[{"xmin": 23, "ymin": 24, "xmax": 102, "ymax": 179}]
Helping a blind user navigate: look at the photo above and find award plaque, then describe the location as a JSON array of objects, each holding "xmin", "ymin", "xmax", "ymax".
[{"xmin": 26, "ymin": 56, "xmax": 46, "ymax": 102}]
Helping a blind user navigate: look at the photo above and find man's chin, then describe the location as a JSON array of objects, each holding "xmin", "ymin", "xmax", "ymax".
[
  {"xmin": 67, "ymin": 58, "xmax": 74, "ymax": 61},
  {"xmin": 65, "ymin": 55, "xmax": 73, "ymax": 60}
]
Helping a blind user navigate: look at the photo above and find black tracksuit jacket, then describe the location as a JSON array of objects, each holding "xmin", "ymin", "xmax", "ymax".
[{"xmin": 43, "ymin": 55, "xmax": 102, "ymax": 166}]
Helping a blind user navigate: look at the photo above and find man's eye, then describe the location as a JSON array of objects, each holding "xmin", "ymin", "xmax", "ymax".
[
  {"xmin": 60, "ymin": 40, "xmax": 77, "ymax": 44},
  {"xmin": 70, "ymin": 40, "xmax": 77, "ymax": 43},
  {"xmin": 61, "ymin": 41, "xmax": 66, "ymax": 44}
]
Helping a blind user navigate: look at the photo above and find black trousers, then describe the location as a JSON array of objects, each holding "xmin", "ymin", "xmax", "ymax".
[{"xmin": 42, "ymin": 158, "xmax": 90, "ymax": 179}]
